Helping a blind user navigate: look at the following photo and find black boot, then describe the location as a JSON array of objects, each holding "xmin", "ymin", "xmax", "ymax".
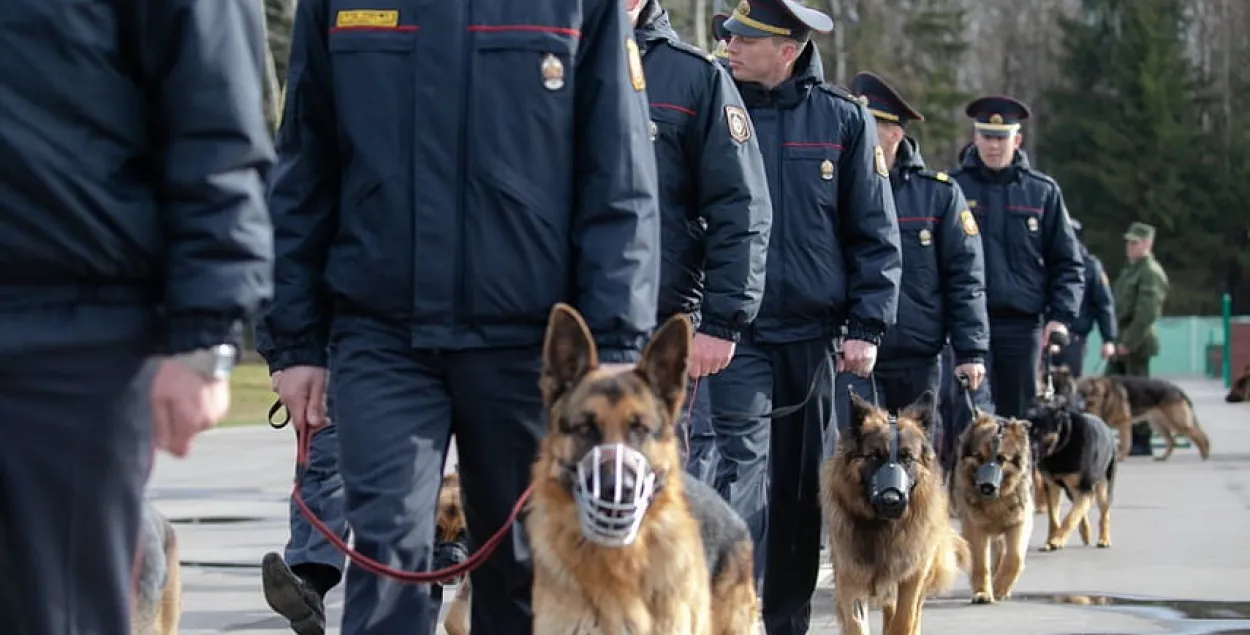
[
  {"xmin": 1128, "ymin": 422, "xmax": 1153, "ymax": 457},
  {"xmin": 261, "ymin": 553, "xmax": 332, "ymax": 635}
]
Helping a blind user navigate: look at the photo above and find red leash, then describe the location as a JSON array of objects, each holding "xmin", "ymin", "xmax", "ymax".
[{"xmin": 282, "ymin": 415, "xmax": 533, "ymax": 585}]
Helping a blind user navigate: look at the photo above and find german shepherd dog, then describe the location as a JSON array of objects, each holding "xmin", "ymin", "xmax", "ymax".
[
  {"xmin": 1077, "ymin": 375, "xmax": 1211, "ymax": 461},
  {"xmin": 821, "ymin": 390, "xmax": 970, "ymax": 635},
  {"xmin": 131, "ymin": 499, "xmax": 181, "ymax": 635},
  {"xmin": 951, "ymin": 412, "xmax": 1034, "ymax": 604},
  {"xmin": 436, "ymin": 472, "xmax": 471, "ymax": 635},
  {"xmin": 1227, "ymin": 365, "xmax": 1250, "ymax": 403},
  {"xmin": 526, "ymin": 304, "xmax": 761, "ymax": 635},
  {"xmin": 1024, "ymin": 397, "xmax": 1116, "ymax": 551}
]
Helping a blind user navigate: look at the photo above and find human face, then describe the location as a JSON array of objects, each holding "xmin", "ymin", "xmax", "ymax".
[
  {"xmin": 1125, "ymin": 238, "xmax": 1151, "ymax": 261},
  {"xmin": 875, "ymin": 121, "xmax": 905, "ymax": 167},
  {"xmin": 726, "ymin": 35, "xmax": 800, "ymax": 88},
  {"xmin": 973, "ymin": 131, "xmax": 1021, "ymax": 169}
]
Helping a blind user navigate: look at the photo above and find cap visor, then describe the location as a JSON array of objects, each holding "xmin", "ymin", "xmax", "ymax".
[
  {"xmin": 722, "ymin": 17, "xmax": 775, "ymax": 38},
  {"xmin": 786, "ymin": 1, "xmax": 834, "ymax": 32}
]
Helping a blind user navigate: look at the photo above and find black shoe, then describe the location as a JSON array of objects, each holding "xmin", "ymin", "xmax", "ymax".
[{"xmin": 262, "ymin": 552, "xmax": 327, "ymax": 635}]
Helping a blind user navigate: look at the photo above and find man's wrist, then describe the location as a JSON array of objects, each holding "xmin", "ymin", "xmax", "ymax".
[{"xmin": 172, "ymin": 344, "xmax": 238, "ymax": 381}]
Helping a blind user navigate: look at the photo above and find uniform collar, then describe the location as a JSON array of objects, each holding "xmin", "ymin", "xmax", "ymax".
[{"xmin": 634, "ymin": 1, "xmax": 677, "ymax": 53}]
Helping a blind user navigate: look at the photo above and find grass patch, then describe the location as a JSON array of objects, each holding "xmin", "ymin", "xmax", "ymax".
[{"xmin": 222, "ymin": 362, "xmax": 274, "ymax": 427}]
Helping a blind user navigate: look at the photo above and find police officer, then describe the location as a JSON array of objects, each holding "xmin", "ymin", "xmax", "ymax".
[
  {"xmin": 1057, "ymin": 218, "xmax": 1118, "ymax": 377},
  {"xmin": 949, "ymin": 96, "xmax": 1084, "ymax": 419},
  {"xmin": 0, "ymin": 3, "xmax": 274, "ymax": 634},
  {"xmin": 1111, "ymin": 221, "xmax": 1170, "ymax": 455},
  {"xmin": 715, "ymin": 4, "xmax": 902, "ymax": 633},
  {"xmin": 265, "ymin": 1, "xmax": 661, "ymax": 634},
  {"xmin": 838, "ymin": 72, "xmax": 989, "ymax": 452},
  {"xmin": 254, "ymin": 324, "xmax": 349, "ymax": 635},
  {"xmin": 628, "ymin": 0, "xmax": 772, "ymax": 486}
]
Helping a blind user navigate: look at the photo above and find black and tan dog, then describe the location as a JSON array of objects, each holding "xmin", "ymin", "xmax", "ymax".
[
  {"xmin": 1024, "ymin": 397, "xmax": 1116, "ymax": 552},
  {"xmin": 952, "ymin": 412, "xmax": 1034, "ymax": 604},
  {"xmin": 1227, "ymin": 365, "xmax": 1250, "ymax": 403},
  {"xmin": 131, "ymin": 499, "xmax": 181, "ymax": 635},
  {"xmin": 525, "ymin": 304, "xmax": 761, "ymax": 635},
  {"xmin": 822, "ymin": 390, "xmax": 970, "ymax": 635},
  {"xmin": 1077, "ymin": 375, "xmax": 1211, "ymax": 461}
]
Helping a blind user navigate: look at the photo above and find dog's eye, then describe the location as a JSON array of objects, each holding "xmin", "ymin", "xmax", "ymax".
[{"xmin": 628, "ymin": 415, "xmax": 651, "ymax": 436}]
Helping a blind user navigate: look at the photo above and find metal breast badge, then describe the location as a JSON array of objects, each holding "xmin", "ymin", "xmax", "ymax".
[{"xmin": 541, "ymin": 53, "xmax": 564, "ymax": 91}]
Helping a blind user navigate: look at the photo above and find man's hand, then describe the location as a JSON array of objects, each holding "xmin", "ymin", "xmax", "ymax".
[
  {"xmin": 276, "ymin": 365, "xmax": 329, "ymax": 433},
  {"xmin": 838, "ymin": 339, "xmax": 878, "ymax": 377},
  {"xmin": 150, "ymin": 358, "xmax": 231, "ymax": 458},
  {"xmin": 270, "ymin": 370, "xmax": 284, "ymax": 393},
  {"xmin": 954, "ymin": 362, "xmax": 986, "ymax": 390},
  {"xmin": 1115, "ymin": 343, "xmax": 1129, "ymax": 357},
  {"xmin": 1043, "ymin": 321, "xmax": 1069, "ymax": 354},
  {"xmin": 688, "ymin": 333, "xmax": 736, "ymax": 378},
  {"xmin": 1101, "ymin": 342, "xmax": 1117, "ymax": 359}
]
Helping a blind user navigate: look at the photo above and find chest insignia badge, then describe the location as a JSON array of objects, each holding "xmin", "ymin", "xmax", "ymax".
[
  {"xmin": 541, "ymin": 53, "xmax": 565, "ymax": 91},
  {"xmin": 820, "ymin": 159, "xmax": 834, "ymax": 181},
  {"xmin": 648, "ymin": 120, "xmax": 658, "ymax": 141},
  {"xmin": 918, "ymin": 228, "xmax": 932, "ymax": 246},
  {"xmin": 959, "ymin": 209, "xmax": 979, "ymax": 237},
  {"xmin": 967, "ymin": 199, "xmax": 977, "ymax": 208},
  {"xmin": 1027, "ymin": 216, "xmax": 1039, "ymax": 232}
]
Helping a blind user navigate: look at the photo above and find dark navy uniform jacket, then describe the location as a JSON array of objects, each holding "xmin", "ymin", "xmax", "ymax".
[
  {"xmin": 635, "ymin": 3, "xmax": 771, "ymax": 341},
  {"xmin": 267, "ymin": 0, "xmax": 661, "ymax": 369},
  {"xmin": 735, "ymin": 46, "xmax": 902, "ymax": 345},
  {"xmin": 950, "ymin": 148, "xmax": 1084, "ymax": 325},
  {"xmin": 1071, "ymin": 245, "xmax": 1117, "ymax": 342},
  {"xmin": 879, "ymin": 138, "xmax": 988, "ymax": 367},
  {"xmin": 0, "ymin": 0, "xmax": 275, "ymax": 353}
]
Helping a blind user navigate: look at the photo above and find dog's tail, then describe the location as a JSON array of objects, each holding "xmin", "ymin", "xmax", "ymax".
[
  {"xmin": 928, "ymin": 528, "xmax": 971, "ymax": 597},
  {"xmin": 1105, "ymin": 456, "xmax": 1117, "ymax": 505}
]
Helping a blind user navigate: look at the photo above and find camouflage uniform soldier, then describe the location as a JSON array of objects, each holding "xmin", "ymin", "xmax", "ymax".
[{"xmin": 1109, "ymin": 221, "xmax": 1170, "ymax": 455}]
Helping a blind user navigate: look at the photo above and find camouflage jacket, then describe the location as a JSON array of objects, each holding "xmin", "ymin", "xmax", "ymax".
[{"xmin": 1113, "ymin": 253, "xmax": 1169, "ymax": 357}]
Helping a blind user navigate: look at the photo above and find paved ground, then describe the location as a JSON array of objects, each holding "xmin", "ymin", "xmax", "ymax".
[{"xmin": 152, "ymin": 377, "xmax": 1250, "ymax": 634}]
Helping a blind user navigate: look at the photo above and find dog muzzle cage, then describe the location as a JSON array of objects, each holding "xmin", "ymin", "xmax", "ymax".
[
  {"xmin": 572, "ymin": 443, "xmax": 658, "ymax": 547},
  {"xmin": 869, "ymin": 416, "xmax": 913, "ymax": 520},
  {"xmin": 974, "ymin": 426, "xmax": 1005, "ymax": 500}
]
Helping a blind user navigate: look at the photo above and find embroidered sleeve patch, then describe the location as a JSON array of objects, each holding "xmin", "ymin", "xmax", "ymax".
[
  {"xmin": 335, "ymin": 10, "xmax": 399, "ymax": 28},
  {"xmin": 959, "ymin": 209, "xmax": 979, "ymax": 237},
  {"xmin": 873, "ymin": 145, "xmax": 888, "ymax": 178},
  {"xmin": 626, "ymin": 38, "xmax": 646, "ymax": 92},
  {"xmin": 725, "ymin": 105, "xmax": 751, "ymax": 143}
]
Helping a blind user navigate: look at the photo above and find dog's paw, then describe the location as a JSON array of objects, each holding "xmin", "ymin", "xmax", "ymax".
[
  {"xmin": 971, "ymin": 591, "xmax": 994, "ymax": 605},
  {"xmin": 1040, "ymin": 542, "xmax": 1063, "ymax": 552},
  {"xmin": 992, "ymin": 589, "xmax": 1014, "ymax": 602},
  {"xmin": 1096, "ymin": 539, "xmax": 1111, "ymax": 549},
  {"xmin": 1152, "ymin": 456, "xmax": 1167, "ymax": 462}
]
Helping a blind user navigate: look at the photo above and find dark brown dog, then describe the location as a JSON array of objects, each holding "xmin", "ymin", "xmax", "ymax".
[
  {"xmin": 821, "ymin": 390, "xmax": 969, "ymax": 635},
  {"xmin": 1227, "ymin": 365, "xmax": 1250, "ymax": 403},
  {"xmin": 1077, "ymin": 375, "xmax": 1211, "ymax": 461},
  {"xmin": 526, "ymin": 304, "xmax": 761, "ymax": 635},
  {"xmin": 1024, "ymin": 397, "xmax": 1116, "ymax": 551},
  {"xmin": 952, "ymin": 413, "xmax": 1033, "ymax": 604}
]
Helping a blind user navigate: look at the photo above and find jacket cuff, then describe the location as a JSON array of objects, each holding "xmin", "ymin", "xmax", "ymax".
[
  {"xmin": 271, "ymin": 346, "xmax": 329, "ymax": 372},
  {"xmin": 954, "ymin": 353, "xmax": 985, "ymax": 367},
  {"xmin": 1045, "ymin": 310, "xmax": 1076, "ymax": 326},
  {"xmin": 845, "ymin": 320, "xmax": 885, "ymax": 346},
  {"xmin": 165, "ymin": 315, "xmax": 245, "ymax": 355},
  {"xmin": 696, "ymin": 320, "xmax": 742, "ymax": 343}
]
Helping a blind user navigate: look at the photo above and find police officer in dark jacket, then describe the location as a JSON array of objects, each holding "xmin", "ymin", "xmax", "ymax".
[
  {"xmin": 1057, "ymin": 218, "xmax": 1118, "ymax": 377},
  {"xmin": 949, "ymin": 96, "xmax": 1085, "ymax": 419},
  {"xmin": 714, "ymin": 3, "xmax": 902, "ymax": 633},
  {"xmin": 837, "ymin": 73, "xmax": 989, "ymax": 451},
  {"xmin": 0, "ymin": 2, "xmax": 274, "ymax": 634},
  {"xmin": 629, "ymin": 0, "xmax": 772, "ymax": 486},
  {"xmin": 265, "ymin": 0, "xmax": 661, "ymax": 633}
]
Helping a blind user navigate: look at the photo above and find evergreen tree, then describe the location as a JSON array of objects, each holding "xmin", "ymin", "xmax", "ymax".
[
  {"xmin": 895, "ymin": 0, "xmax": 972, "ymax": 164},
  {"xmin": 1041, "ymin": 0, "xmax": 1218, "ymax": 313}
]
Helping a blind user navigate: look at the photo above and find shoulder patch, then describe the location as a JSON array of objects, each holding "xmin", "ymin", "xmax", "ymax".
[
  {"xmin": 818, "ymin": 83, "xmax": 860, "ymax": 104},
  {"xmin": 918, "ymin": 169, "xmax": 953, "ymax": 184},
  {"xmin": 725, "ymin": 105, "xmax": 751, "ymax": 143},
  {"xmin": 665, "ymin": 39, "xmax": 720, "ymax": 65},
  {"xmin": 626, "ymin": 38, "xmax": 646, "ymax": 92},
  {"xmin": 959, "ymin": 209, "xmax": 979, "ymax": 237}
]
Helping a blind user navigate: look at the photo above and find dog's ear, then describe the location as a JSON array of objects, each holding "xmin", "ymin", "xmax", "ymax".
[
  {"xmin": 900, "ymin": 389, "xmax": 937, "ymax": 432},
  {"xmin": 637, "ymin": 313, "xmax": 692, "ymax": 419},
  {"xmin": 541, "ymin": 303, "xmax": 598, "ymax": 406},
  {"xmin": 847, "ymin": 386, "xmax": 875, "ymax": 431}
]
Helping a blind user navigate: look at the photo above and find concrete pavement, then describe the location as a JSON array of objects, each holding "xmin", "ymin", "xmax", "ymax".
[{"xmin": 152, "ymin": 377, "xmax": 1250, "ymax": 634}]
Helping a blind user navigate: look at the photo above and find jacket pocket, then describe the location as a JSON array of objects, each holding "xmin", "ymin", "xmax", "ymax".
[{"xmin": 327, "ymin": 29, "xmax": 416, "ymax": 174}]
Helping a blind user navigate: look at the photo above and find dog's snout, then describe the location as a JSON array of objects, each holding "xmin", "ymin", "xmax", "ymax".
[
  {"xmin": 977, "ymin": 482, "xmax": 998, "ymax": 497},
  {"xmin": 593, "ymin": 464, "xmax": 637, "ymax": 502}
]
